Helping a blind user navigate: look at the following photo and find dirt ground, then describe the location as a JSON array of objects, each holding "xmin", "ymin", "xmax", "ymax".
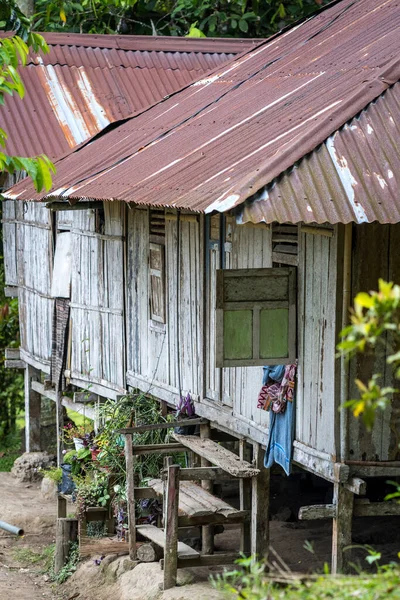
[{"xmin": 0, "ymin": 471, "xmax": 399, "ymax": 600}]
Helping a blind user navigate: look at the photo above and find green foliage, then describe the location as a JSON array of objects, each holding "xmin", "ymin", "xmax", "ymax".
[
  {"xmin": 0, "ymin": 5, "xmax": 56, "ymax": 192},
  {"xmin": 32, "ymin": 0, "xmax": 328, "ymax": 38},
  {"xmin": 42, "ymin": 465, "xmax": 62, "ymax": 483},
  {"xmin": 338, "ymin": 279, "xmax": 400, "ymax": 430},
  {"xmin": 86, "ymin": 520, "xmax": 107, "ymax": 538},
  {"xmin": 213, "ymin": 556, "xmax": 400, "ymax": 600},
  {"xmin": 13, "ymin": 543, "xmax": 55, "ymax": 572}
]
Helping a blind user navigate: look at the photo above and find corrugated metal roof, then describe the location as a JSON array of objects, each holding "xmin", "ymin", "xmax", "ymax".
[
  {"xmin": 8, "ymin": 0, "xmax": 400, "ymax": 225},
  {"xmin": 0, "ymin": 33, "xmax": 253, "ymax": 159},
  {"xmin": 237, "ymin": 82, "xmax": 400, "ymax": 224}
]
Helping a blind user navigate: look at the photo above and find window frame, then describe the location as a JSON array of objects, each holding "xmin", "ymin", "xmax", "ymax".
[{"xmin": 215, "ymin": 267, "xmax": 297, "ymax": 368}]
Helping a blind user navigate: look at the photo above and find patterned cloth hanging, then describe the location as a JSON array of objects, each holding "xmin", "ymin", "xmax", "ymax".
[{"xmin": 257, "ymin": 362, "xmax": 297, "ymax": 414}]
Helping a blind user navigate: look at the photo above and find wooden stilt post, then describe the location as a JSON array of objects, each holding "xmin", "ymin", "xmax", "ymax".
[
  {"xmin": 251, "ymin": 443, "xmax": 270, "ymax": 561},
  {"xmin": 125, "ymin": 433, "xmax": 136, "ymax": 560},
  {"xmin": 163, "ymin": 464, "xmax": 180, "ymax": 590},
  {"xmin": 239, "ymin": 439, "xmax": 252, "ymax": 554},
  {"xmin": 24, "ymin": 365, "xmax": 41, "ymax": 452},
  {"xmin": 55, "ymin": 390, "xmax": 64, "ymax": 466},
  {"xmin": 54, "ymin": 518, "xmax": 78, "ymax": 574},
  {"xmin": 200, "ymin": 422, "xmax": 214, "ymax": 555},
  {"xmin": 332, "ymin": 482, "xmax": 353, "ymax": 574},
  {"xmin": 57, "ymin": 495, "xmax": 67, "ymax": 518}
]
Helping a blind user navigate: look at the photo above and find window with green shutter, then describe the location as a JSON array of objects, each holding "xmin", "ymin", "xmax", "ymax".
[{"xmin": 215, "ymin": 267, "xmax": 296, "ymax": 367}]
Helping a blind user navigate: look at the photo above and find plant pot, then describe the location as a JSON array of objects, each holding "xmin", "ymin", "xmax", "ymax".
[
  {"xmin": 73, "ymin": 437, "xmax": 85, "ymax": 450},
  {"xmin": 60, "ymin": 464, "xmax": 75, "ymax": 495}
]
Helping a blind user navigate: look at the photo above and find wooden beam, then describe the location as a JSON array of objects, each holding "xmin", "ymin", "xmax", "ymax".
[
  {"xmin": 177, "ymin": 512, "xmax": 248, "ymax": 528},
  {"xmin": 332, "ymin": 482, "xmax": 353, "ymax": 574},
  {"xmin": 251, "ymin": 443, "xmax": 270, "ymax": 561},
  {"xmin": 24, "ymin": 365, "xmax": 41, "ymax": 453},
  {"xmin": 5, "ymin": 348, "xmax": 20, "ymax": 360},
  {"xmin": 353, "ymin": 501, "xmax": 400, "ymax": 517},
  {"xmin": 200, "ymin": 423, "xmax": 214, "ymax": 556},
  {"xmin": 172, "ymin": 553, "xmax": 242, "ymax": 568},
  {"xmin": 4, "ymin": 286, "xmax": 18, "ymax": 298},
  {"xmin": 345, "ymin": 477, "xmax": 366, "ymax": 496},
  {"xmin": 120, "ymin": 418, "xmax": 207, "ymax": 434},
  {"xmin": 349, "ymin": 465, "xmax": 400, "ymax": 478},
  {"xmin": 125, "ymin": 434, "xmax": 136, "ymax": 560},
  {"xmin": 132, "ymin": 443, "xmax": 185, "ymax": 456},
  {"xmin": 162, "ymin": 467, "xmax": 233, "ymax": 481},
  {"xmin": 73, "ymin": 391, "xmax": 99, "ymax": 403},
  {"xmin": 298, "ymin": 504, "xmax": 336, "ymax": 520},
  {"xmin": 163, "ymin": 464, "xmax": 180, "ymax": 590},
  {"xmin": 239, "ymin": 440, "xmax": 252, "ymax": 555},
  {"xmin": 5, "ymin": 359, "xmax": 25, "ymax": 369},
  {"xmin": 293, "ymin": 443, "xmax": 349, "ymax": 483},
  {"xmin": 46, "ymin": 201, "xmax": 104, "ymax": 211},
  {"xmin": 55, "ymin": 518, "xmax": 78, "ymax": 574}
]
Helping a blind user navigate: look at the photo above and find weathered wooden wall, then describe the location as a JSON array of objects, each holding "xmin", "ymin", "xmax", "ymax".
[
  {"xmin": 126, "ymin": 209, "xmax": 204, "ymax": 400},
  {"xmin": 205, "ymin": 218, "xmax": 272, "ymax": 434},
  {"xmin": 295, "ymin": 229, "xmax": 340, "ymax": 459},
  {"xmin": 126, "ymin": 209, "xmax": 272, "ymax": 441},
  {"xmin": 17, "ymin": 202, "xmax": 54, "ymax": 371},
  {"xmin": 348, "ymin": 223, "xmax": 400, "ymax": 461},
  {"xmin": 70, "ymin": 203, "xmax": 126, "ymax": 394}
]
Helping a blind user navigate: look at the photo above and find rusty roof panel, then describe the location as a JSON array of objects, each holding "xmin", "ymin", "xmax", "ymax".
[
  {"xmin": 0, "ymin": 33, "xmax": 250, "ymax": 159},
  {"xmin": 237, "ymin": 83, "xmax": 400, "ymax": 224},
  {"xmin": 8, "ymin": 0, "xmax": 400, "ymax": 225}
]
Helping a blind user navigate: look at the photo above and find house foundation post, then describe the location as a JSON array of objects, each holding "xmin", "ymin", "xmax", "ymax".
[
  {"xmin": 200, "ymin": 422, "xmax": 214, "ymax": 554},
  {"xmin": 332, "ymin": 481, "xmax": 353, "ymax": 574},
  {"xmin": 24, "ymin": 364, "xmax": 41, "ymax": 452},
  {"xmin": 251, "ymin": 443, "xmax": 270, "ymax": 561}
]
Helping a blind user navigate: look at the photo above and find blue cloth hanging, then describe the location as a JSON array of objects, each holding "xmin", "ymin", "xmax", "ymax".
[
  {"xmin": 262, "ymin": 364, "xmax": 285, "ymax": 385},
  {"xmin": 264, "ymin": 399, "xmax": 295, "ymax": 475}
]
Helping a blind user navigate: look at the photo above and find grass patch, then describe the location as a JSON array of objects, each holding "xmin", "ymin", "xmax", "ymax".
[
  {"xmin": 13, "ymin": 544, "xmax": 55, "ymax": 572},
  {"xmin": 0, "ymin": 430, "xmax": 22, "ymax": 472}
]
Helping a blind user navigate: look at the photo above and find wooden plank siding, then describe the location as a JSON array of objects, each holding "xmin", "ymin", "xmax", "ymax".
[
  {"xmin": 17, "ymin": 202, "xmax": 54, "ymax": 370},
  {"xmin": 295, "ymin": 229, "xmax": 339, "ymax": 458},
  {"xmin": 348, "ymin": 223, "xmax": 400, "ymax": 461},
  {"xmin": 126, "ymin": 208, "xmax": 203, "ymax": 400},
  {"xmin": 70, "ymin": 203, "xmax": 126, "ymax": 392},
  {"xmin": 2, "ymin": 200, "xmax": 18, "ymax": 287}
]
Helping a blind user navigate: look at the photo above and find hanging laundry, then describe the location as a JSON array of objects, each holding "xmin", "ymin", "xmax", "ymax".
[
  {"xmin": 257, "ymin": 362, "xmax": 296, "ymax": 414},
  {"xmin": 258, "ymin": 362, "xmax": 297, "ymax": 475}
]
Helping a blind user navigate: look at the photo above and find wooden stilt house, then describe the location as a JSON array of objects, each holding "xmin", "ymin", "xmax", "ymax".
[{"xmin": 4, "ymin": 0, "xmax": 400, "ymax": 574}]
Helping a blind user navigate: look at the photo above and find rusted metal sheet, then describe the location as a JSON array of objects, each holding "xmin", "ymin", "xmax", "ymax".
[
  {"xmin": 238, "ymin": 83, "xmax": 400, "ymax": 224},
  {"xmin": 9, "ymin": 0, "xmax": 399, "ymax": 225},
  {"xmin": 0, "ymin": 33, "xmax": 251, "ymax": 159}
]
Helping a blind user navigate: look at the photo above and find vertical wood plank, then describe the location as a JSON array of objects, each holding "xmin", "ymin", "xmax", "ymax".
[
  {"xmin": 251, "ymin": 443, "xmax": 270, "ymax": 560},
  {"xmin": 200, "ymin": 422, "xmax": 214, "ymax": 554},
  {"xmin": 125, "ymin": 434, "xmax": 136, "ymax": 560},
  {"xmin": 239, "ymin": 439, "xmax": 252, "ymax": 554},
  {"xmin": 163, "ymin": 464, "xmax": 180, "ymax": 590},
  {"xmin": 24, "ymin": 365, "xmax": 41, "ymax": 453}
]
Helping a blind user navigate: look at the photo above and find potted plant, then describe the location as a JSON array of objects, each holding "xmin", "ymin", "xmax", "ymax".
[
  {"xmin": 62, "ymin": 422, "xmax": 94, "ymax": 450},
  {"xmin": 174, "ymin": 393, "xmax": 197, "ymax": 435}
]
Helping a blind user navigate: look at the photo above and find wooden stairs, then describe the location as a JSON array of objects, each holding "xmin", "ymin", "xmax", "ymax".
[{"xmin": 122, "ymin": 419, "xmax": 266, "ymax": 590}]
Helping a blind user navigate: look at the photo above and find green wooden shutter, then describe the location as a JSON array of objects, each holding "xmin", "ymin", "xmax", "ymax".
[{"xmin": 215, "ymin": 267, "xmax": 296, "ymax": 367}]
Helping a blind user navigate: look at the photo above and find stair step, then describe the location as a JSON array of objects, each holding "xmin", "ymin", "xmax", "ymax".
[
  {"xmin": 173, "ymin": 433, "xmax": 260, "ymax": 478},
  {"xmin": 137, "ymin": 524, "xmax": 199, "ymax": 558}
]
